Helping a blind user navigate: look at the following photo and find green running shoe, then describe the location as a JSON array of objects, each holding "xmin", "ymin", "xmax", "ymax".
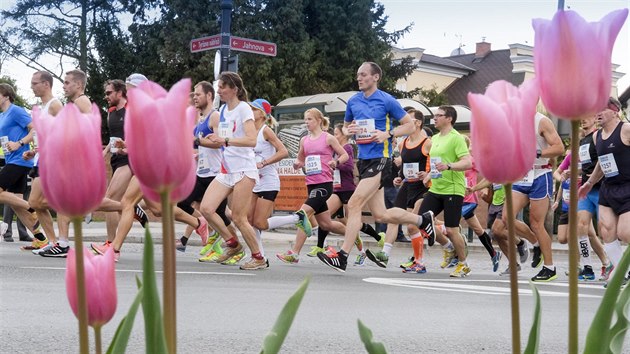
[
  {"xmin": 295, "ymin": 210, "xmax": 312, "ymax": 236},
  {"xmin": 399, "ymin": 256, "xmax": 415, "ymax": 269},
  {"xmin": 306, "ymin": 246, "xmax": 325, "ymax": 257},
  {"xmin": 199, "ymin": 232, "xmax": 220, "ymax": 256},
  {"xmin": 377, "ymin": 232, "xmax": 386, "ymax": 248},
  {"xmin": 222, "ymin": 250, "xmax": 246, "ymax": 265}
]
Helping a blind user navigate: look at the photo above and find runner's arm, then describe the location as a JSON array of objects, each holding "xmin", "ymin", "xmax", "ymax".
[
  {"xmin": 328, "ymin": 134, "xmax": 349, "ymax": 167},
  {"xmin": 261, "ymin": 126, "xmax": 289, "ymax": 166},
  {"xmin": 539, "ymin": 117, "xmax": 564, "ymax": 158}
]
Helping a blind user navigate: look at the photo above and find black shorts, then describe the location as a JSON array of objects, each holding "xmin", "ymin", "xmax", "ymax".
[
  {"xmin": 111, "ymin": 155, "xmax": 130, "ymax": 174},
  {"xmin": 305, "ymin": 182, "xmax": 333, "ymax": 215},
  {"xmin": 418, "ymin": 191, "xmax": 464, "ymax": 228},
  {"xmin": 394, "ymin": 181, "xmax": 428, "ymax": 209},
  {"xmin": 29, "ymin": 166, "xmax": 39, "ymax": 179},
  {"xmin": 487, "ymin": 204, "xmax": 503, "ymax": 228},
  {"xmin": 255, "ymin": 190, "xmax": 279, "ymax": 202},
  {"xmin": 558, "ymin": 210, "xmax": 569, "ymax": 225},
  {"xmin": 357, "ymin": 158, "xmax": 391, "ymax": 189},
  {"xmin": 599, "ymin": 181, "xmax": 630, "ymax": 216},
  {"xmin": 0, "ymin": 164, "xmax": 30, "ymax": 193},
  {"xmin": 334, "ymin": 190, "xmax": 354, "ymax": 205}
]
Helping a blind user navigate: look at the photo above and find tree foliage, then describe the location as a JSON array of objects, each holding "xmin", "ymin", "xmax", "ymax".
[{"xmin": 0, "ymin": 76, "xmax": 31, "ymax": 109}]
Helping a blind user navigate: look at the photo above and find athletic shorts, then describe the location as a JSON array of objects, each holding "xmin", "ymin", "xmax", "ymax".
[
  {"xmin": 29, "ymin": 166, "xmax": 39, "ymax": 179},
  {"xmin": 334, "ymin": 190, "xmax": 354, "ymax": 205},
  {"xmin": 216, "ymin": 170, "xmax": 259, "ymax": 189},
  {"xmin": 255, "ymin": 190, "xmax": 279, "ymax": 202},
  {"xmin": 394, "ymin": 181, "xmax": 427, "ymax": 209},
  {"xmin": 558, "ymin": 210, "xmax": 569, "ymax": 225},
  {"xmin": 461, "ymin": 202, "xmax": 478, "ymax": 220},
  {"xmin": 512, "ymin": 172, "xmax": 553, "ymax": 200},
  {"xmin": 578, "ymin": 187, "xmax": 599, "ymax": 215},
  {"xmin": 599, "ymin": 182, "xmax": 630, "ymax": 216},
  {"xmin": 418, "ymin": 191, "xmax": 464, "ymax": 228},
  {"xmin": 305, "ymin": 182, "xmax": 333, "ymax": 215},
  {"xmin": 0, "ymin": 164, "xmax": 30, "ymax": 194},
  {"xmin": 487, "ymin": 204, "xmax": 503, "ymax": 228},
  {"xmin": 186, "ymin": 176, "xmax": 213, "ymax": 204},
  {"xmin": 357, "ymin": 158, "xmax": 391, "ymax": 189},
  {"xmin": 111, "ymin": 154, "xmax": 129, "ymax": 174}
]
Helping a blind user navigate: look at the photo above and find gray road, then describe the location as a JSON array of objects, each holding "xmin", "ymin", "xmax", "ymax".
[{"xmin": 0, "ymin": 240, "xmax": 619, "ymax": 353}]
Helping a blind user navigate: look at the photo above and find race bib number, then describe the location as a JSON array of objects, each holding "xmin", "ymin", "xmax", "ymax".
[
  {"xmin": 197, "ymin": 156, "xmax": 211, "ymax": 175},
  {"xmin": 333, "ymin": 169, "xmax": 341, "ymax": 188},
  {"xmin": 110, "ymin": 137, "xmax": 121, "ymax": 154},
  {"xmin": 430, "ymin": 157, "xmax": 442, "ymax": 179},
  {"xmin": 578, "ymin": 144, "xmax": 591, "ymax": 164},
  {"xmin": 218, "ymin": 121, "xmax": 234, "ymax": 138},
  {"xmin": 403, "ymin": 162, "xmax": 420, "ymax": 181},
  {"xmin": 515, "ymin": 169, "xmax": 535, "ymax": 187},
  {"xmin": 0, "ymin": 136, "xmax": 9, "ymax": 155},
  {"xmin": 599, "ymin": 153, "xmax": 619, "ymax": 178},
  {"xmin": 32, "ymin": 131, "xmax": 39, "ymax": 149},
  {"xmin": 355, "ymin": 119, "xmax": 375, "ymax": 144},
  {"xmin": 562, "ymin": 188, "xmax": 570, "ymax": 204},
  {"xmin": 305, "ymin": 155, "xmax": 322, "ymax": 175}
]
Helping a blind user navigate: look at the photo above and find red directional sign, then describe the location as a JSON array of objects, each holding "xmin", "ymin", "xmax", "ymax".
[
  {"xmin": 230, "ymin": 36, "xmax": 277, "ymax": 57},
  {"xmin": 190, "ymin": 35, "xmax": 221, "ymax": 53}
]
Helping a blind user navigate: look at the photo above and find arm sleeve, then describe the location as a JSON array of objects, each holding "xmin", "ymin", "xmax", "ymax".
[
  {"xmin": 559, "ymin": 153, "xmax": 571, "ymax": 170},
  {"xmin": 17, "ymin": 108, "xmax": 32, "ymax": 129},
  {"xmin": 455, "ymin": 135, "xmax": 469, "ymax": 159}
]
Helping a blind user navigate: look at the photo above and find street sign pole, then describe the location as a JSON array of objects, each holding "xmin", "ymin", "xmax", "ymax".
[{"xmin": 220, "ymin": 0, "xmax": 233, "ymax": 74}]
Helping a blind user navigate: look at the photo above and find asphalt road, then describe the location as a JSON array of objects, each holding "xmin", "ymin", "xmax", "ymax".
[{"xmin": 0, "ymin": 240, "xmax": 621, "ymax": 353}]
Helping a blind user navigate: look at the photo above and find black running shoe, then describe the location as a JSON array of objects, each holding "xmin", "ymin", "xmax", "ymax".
[
  {"xmin": 531, "ymin": 266, "xmax": 557, "ymax": 282},
  {"xmin": 418, "ymin": 211, "xmax": 436, "ymax": 246},
  {"xmin": 517, "ymin": 240, "xmax": 529, "ymax": 264},
  {"xmin": 531, "ymin": 246, "xmax": 543, "ymax": 268},
  {"xmin": 134, "ymin": 205, "xmax": 149, "ymax": 228},
  {"xmin": 317, "ymin": 251, "xmax": 347, "ymax": 273},
  {"xmin": 40, "ymin": 244, "xmax": 70, "ymax": 258}
]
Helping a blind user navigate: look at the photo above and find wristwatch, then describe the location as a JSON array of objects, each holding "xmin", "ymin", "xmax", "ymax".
[
  {"xmin": 18, "ymin": 140, "xmax": 24, "ymax": 146},
  {"xmin": 447, "ymin": 163, "xmax": 452, "ymax": 170},
  {"xmin": 388, "ymin": 129, "xmax": 395, "ymax": 138},
  {"xmin": 224, "ymin": 137, "xmax": 230, "ymax": 147},
  {"xmin": 536, "ymin": 149, "xmax": 542, "ymax": 158}
]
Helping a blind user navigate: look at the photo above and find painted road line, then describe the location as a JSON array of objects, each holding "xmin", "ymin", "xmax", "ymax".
[
  {"xmin": 20, "ymin": 266, "xmax": 255, "ymax": 277},
  {"xmin": 405, "ymin": 278, "xmax": 607, "ymax": 290}
]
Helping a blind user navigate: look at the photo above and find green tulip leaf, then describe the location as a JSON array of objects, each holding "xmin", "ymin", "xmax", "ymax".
[
  {"xmin": 584, "ymin": 247, "xmax": 630, "ymax": 353},
  {"xmin": 106, "ymin": 279, "xmax": 144, "ymax": 354},
  {"xmin": 608, "ymin": 281, "xmax": 630, "ymax": 354},
  {"xmin": 524, "ymin": 283, "xmax": 541, "ymax": 354},
  {"xmin": 357, "ymin": 319, "xmax": 387, "ymax": 354},
  {"xmin": 142, "ymin": 230, "xmax": 168, "ymax": 354},
  {"xmin": 260, "ymin": 277, "xmax": 310, "ymax": 354}
]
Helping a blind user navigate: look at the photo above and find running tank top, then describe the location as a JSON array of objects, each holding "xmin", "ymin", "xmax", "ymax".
[
  {"xmin": 464, "ymin": 158, "xmax": 478, "ymax": 204},
  {"xmin": 34, "ymin": 98, "xmax": 61, "ymax": 166},
  {"xmin": 302, "ymin": 133, "xmax": 333, "ymax": 185},
  {"xmin": 194, "ymin": 112, "xmax": 221, "ymax": 177},
  {"xmin": 253, "ymin": 125, "xmax": 280, "ymax": 192},
  {"xmin": 533, "ymin": 112, "xmax": 552, "ymax": 178},
  {"xmin": 399, "ymin": 136, "xmax": 429, "ymax": 183},
  {"xmin": 595, "ymin": 122, "xmax": 630, "ymax": 185}
]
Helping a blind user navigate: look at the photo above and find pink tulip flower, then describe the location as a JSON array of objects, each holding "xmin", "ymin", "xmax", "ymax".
[
  {"xmin": 66, "ymin": 247, "xmax": 117, "ymax": 328},
  {"xmin": 468, "ymin": 79, "xmax": 540, "ymax": 184},
  {"xmin": 532, "ymin": 9, "xmax": 628, "ymax": 120},
  {"xmin": 125, "ymin": 79, "xmax": 196, "ymax": 202},
  {"xmin": 32, "ymin": 104, "xmax": 106, "ymax": 217}
]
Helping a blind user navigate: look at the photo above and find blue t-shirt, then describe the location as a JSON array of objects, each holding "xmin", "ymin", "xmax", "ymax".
[
  {"xmin": 0, "ymin": 104, "xmax": 33, "ymax": 168},
  {"xmin": 560, "ymin": 179, "xmax": 570, "ymax": 212},
  {"xmin": 344, "ymin": 89, "xmax": 406, "ymax": 159}
]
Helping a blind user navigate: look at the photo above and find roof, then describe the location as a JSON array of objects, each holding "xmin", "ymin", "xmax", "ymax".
[
  {"xmin": 443, "ymin": 49, "xmax": 521, "ymax": 105},
  {"xmin": 419, "ymin": 53, "xmax": 476, "ymax": 71}
]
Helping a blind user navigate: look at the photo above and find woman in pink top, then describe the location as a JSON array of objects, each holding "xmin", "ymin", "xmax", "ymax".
[{"xmin": 275, "ymin": 108, "xmax": 348, "ymax": 264}]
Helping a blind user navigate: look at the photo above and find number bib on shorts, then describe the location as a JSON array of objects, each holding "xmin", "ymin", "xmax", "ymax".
[
  {"xmin": 333, "ymin": 169, "xmax": 341, "ymax": 188},
  {"xmin": 430, "ymin": 157, "xmax": 442, "ymax": 179},
  {"xmin": 305, "ymin": 155, "xmax": 322, "ymax": 175},
  {"xmin": 579, "ymin": 144, "xmax": 591, "ymax": 164},
  {"xmin": 599, "ymin": 153, "xmax": 619, "ymax": 178},
  {"xmin": 355, "ymin": 119, "xmax": 375, "ymax": 144},
  {"xmin": 403, "ymin": 162, "xmax": 420, "ymax": 182}
]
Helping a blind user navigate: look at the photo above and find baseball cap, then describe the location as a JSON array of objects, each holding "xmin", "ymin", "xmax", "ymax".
[
  {"xmin": 607, "ymin": 97, "xmax": 621, "ymax": 112},
  {"xmin": 249, "ymin": 98, "xmax": 272, "ymax": 116},
  {"xmin": 125, "ymin": 73, "xmax": 148, "ymax": 87}
]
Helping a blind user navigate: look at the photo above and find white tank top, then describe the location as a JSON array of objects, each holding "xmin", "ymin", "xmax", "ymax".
[
  {"xmin": 34, "ymin": 98, "xmax": 62, "ymax": 166},
  {"xmin": 197, "ymin": 145, "xmax": 222, "ymax": 178},
  {"xmin": 253, "ymin": 125, "xmax": 280, "ymax": 192},
  {"xmin": 533, "ymin": 112, "xmax": 552, "ymax": 178}
]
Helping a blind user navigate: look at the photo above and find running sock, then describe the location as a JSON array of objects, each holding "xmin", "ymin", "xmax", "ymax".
[
  {"xmin": 33, "ymin": 232, "xmax": 46, "ymax": 241},
  {"xmin": 255, "ymin": 228, "xmax": 264, "ymax": 257},
  {"xmin": 517, "ymin": 239, "xmax": 525, "ymax": 248},
  {"xmin": 225, "ymin": 237, "xmax": 239, "ymax": 248},
  {"xmin": 317, "ymin": 228, "xmax": 329, "ymax": 248},
  {"xmin": 578, "ymin": 235, "xmax": 593, "ymax": 267},
  {"xmin": 311, "ymin": 226, "xmax": 319, "ymax": 238},
  {"xmin": 180, "ymin": 236, "xmax": 188, "ymax": 246},
  {"xmin": 604, "ymin": 240, "xmax": 623, "ymax": 267},
  {"xmin": 410, "ymin": 232, "xmax": 423, "ymax": 261},
  {"xmin": 478, "ymin": 232, "xmax": 495, "ymax": 257},
  {"xmin": 360, "ymin": 223, "xmax": 381, "ymax": 241},
  {"xmin": 532, "ymin": 241, "xmax": 540, "ymax": 247},
  {"xmin": 543, "ymin": 264, "xmax": 555, "ymax": 270},
  {"xmin": 383, "ymin": 242, "xmax": 393, "ymax": 256},
  {"xmin": 251, "ymin": 251, "xmax": 264, "ymax": 260},
  {"xmin": 267, "ymin": 214, "xmax": 299, "ymax": 229},
  {"xmin": 58, "ymin": 239, "xmax": 69, "ymax": 248},
  {"xmin": 443, "ymin": 240, "xmax": 454, "ymax": 251}
]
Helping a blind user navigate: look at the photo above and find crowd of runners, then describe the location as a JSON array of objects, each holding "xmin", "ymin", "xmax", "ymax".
[{"xmin": 0, "ymin": 62, "xmax": 628, "ymax": 283}]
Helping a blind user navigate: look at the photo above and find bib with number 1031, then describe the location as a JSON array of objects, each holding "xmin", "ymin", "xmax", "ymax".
[
  {"xmin": 305, "ymin": 155, "xmax": 322, "ymax": 175},
  {"xmin": 355, "ymin": 119, "xmax": 375, "ymax": 144}
]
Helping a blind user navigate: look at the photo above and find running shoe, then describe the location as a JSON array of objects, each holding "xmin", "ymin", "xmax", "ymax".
[
  {"xmin": 113, "ymin": 251, "xmax": 121, "ymax": 262},
  {"xmin": 33, "ymin": 243, "xmax": 53, "ymax": 255},
  {"xmin": 449, "ymin": 262, "xmax": 471, "ymax": 277},
  {"xmin": 517, "ymin": 241, "xmax": 529, "ymax": 264},
  {"xmin": 213, "ymin": 243, "xmax": 243, "ymax": 263},
  {"xmin": 0, "ymin": 222, "xmax": 8, "ymax": 238},
  {"xmin": 403, "ymin": 262, "xmax": 426, "ymax": 274},
  {"xmin": 306, "ymin": 246, "xmax": 325, "ymax": 257},
  {"xmin": 377, "ymin": 232, "xmax": 386, "ymax": 248},
  {"xmin": 317, "ymin": 250, "xmax": 347, "ymax": 272},
  {"xmin": 84, "ymin": 213, "xmax": 92, "ymax": 224},
  {"xmin": 324, "ymin": 246, "xmax": 338, "ymax": 257},
  {"xmin": 276, "ymin": 250, "xmax": 299, "ymax": 264},
  {"xmin": 295, "ymin": 210, "xmax": 312, "ymax": 236},
  {"xmin": 365, "ymin": 249, "xmax": 388, "ymax": 268},
  {"xmin": 499, "ymin": 264, "xmax": 521, "ymax": 276},
  {"xmin": 578, "ymin": 265, "xmax": 595, "ymax": 281},
  {"xmin": 600, "ymin": 263, "xmax": 614, "ymax": 281},
  {"xmin": 39, "ymin": 243, "xmax": 70, "ymax": 258},
  {"xmin": 175, "ymin": 238, "xmax": 186, "ymax": 252},
  {"xmin": 91, "ymin": 241, "xmax": 112, "ymax": 255},
  {"xmin": 240, "ymin": 257, "xmax": 268, "ymax": 270},
  {"xmin": 354, "ymin": 235, "xmax": 364, "ymax": 252},
  {"xmin": 565, "ymin": 267, "xmax": 581, "ymax": 276},
  {"xmin": 418, "ymin": 211, "xmax": 436, "ymax": 246},
  {"xmin": 134, "ymin": 205, "xmax": 149, "ymax": 228},
  {"xmin": 531, "ymin": 246, "xmax": 543, "ymax": 268},
  {"xmin": 354, "ymin": 253, "xmax": 367, "ymax": 266},
  {"xmin": 531, "ymin": 266, "xmax": 557, "ymax": 282},
  {"xmin": 399, "ymin": 256, "xmax": 415, "ymax": 269},
  {"xmin": 222, "ymin": 250, "xmax": 245, "ymax": 265},
  {"xmin": 491, "ymin": 251, "xmax": 502, "ymax": 272},
  {"xmin": 195, "ymin": 217, "xmax": 209, "ymax": 245},
  {"xmin": 199, "ymin": 251, "xmax": 221, "ymax": 262},
  {"xmin": 447, "ymin": 257, "xmax": 458, "ymax": 268},
  {"xmin": 440, "ymin": 248, "xmax": 456, "ymax": 269},
  {"xmin": 22, "ymin": 236, "xmax": 48, "ymax": 250},
  {"xmin": 199, "ymin": 232, "xmax": 221, "ymax": 256}
]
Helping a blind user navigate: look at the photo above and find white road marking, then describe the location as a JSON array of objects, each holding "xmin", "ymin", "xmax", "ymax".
[{"xmin": 20, "ymin": 266, "xmax": 255, "ymax": 276}]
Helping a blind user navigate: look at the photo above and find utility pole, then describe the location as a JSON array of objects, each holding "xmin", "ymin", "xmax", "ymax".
[{"xmin": 220, "ymin": 0, "xmax": 233, "ymax": 73}]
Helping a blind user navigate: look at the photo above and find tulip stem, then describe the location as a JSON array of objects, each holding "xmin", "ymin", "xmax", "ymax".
[
  {"xmin": 94, "ymin": 326, "xmax": 102, "ymax": 354},
  {"xmin": 72, "ymin": 217, "xmax": 90, "ymax": 354},
  {"xmin": 567, "ymin": 120, "xmax": 580, "ymax": 354},
  {"xmin": 160, "ymin": 191, "xmax": 177, "ymax": 354},
  {"xmin": 504, "ymin": 183, "xmax": 521, "ymax": 354}
]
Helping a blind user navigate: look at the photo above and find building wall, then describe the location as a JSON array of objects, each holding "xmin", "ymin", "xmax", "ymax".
[{"xmin": 397, "ymin": 71, "xmax": 458, "ymax": 95}]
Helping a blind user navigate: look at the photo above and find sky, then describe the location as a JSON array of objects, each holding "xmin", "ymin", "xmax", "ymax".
[{"xmin": 1, "ymin": 0, "xmax": 629, "ymax": 104}]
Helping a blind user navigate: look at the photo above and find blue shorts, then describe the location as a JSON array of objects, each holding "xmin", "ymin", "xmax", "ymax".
[
  {"xmin": 461, "ymin": 202, "xmax": 477, "ymax": 220},
  {"xmin": 512, "ymin": 172, "xmax": 552, "ymax": 200},
  {"xmin": 577, "ymin": 187, "xmax": 599, "ymax": 215}
]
